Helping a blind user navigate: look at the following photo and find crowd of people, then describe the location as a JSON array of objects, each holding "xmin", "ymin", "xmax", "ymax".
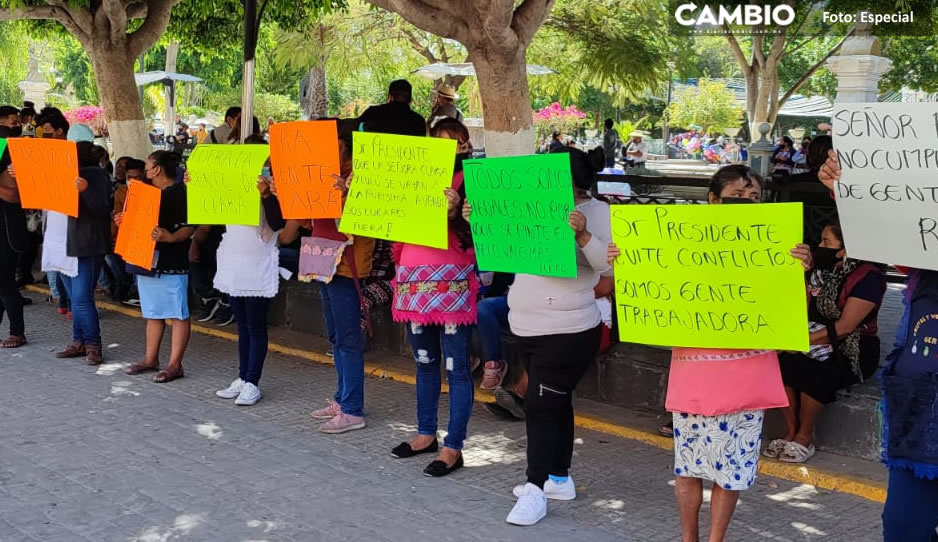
[{"xmin": 0, "ymin": 82, "xmax": 935, "ymax": 539}]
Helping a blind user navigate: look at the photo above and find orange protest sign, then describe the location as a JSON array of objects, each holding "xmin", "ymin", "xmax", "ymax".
[
  {"xmin": 7, "ymin": 138, "xmax": 78, "ymax": 217},
  {"xmin": 115, "ymin": 181, "xmax": 161, "ymax": 270},
  {"xmin": 269, "ymin": 120, "xmax": 342, "ymax": 219}
]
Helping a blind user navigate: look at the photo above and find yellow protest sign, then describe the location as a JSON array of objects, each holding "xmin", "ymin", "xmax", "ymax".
[
  {"xmin": 611, "ymin": 203, "xmax": 809, "ymax": 351},
  {"xmin": 339, "ymin": 132, "xmax": 456, "ymax": 249},
  {"xmin": 186, "ymin": 144, "xmax": 270, "ymax": 225}
]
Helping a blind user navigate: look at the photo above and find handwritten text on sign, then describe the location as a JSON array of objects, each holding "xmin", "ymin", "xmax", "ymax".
[
  {"xmin": 115, "ymin": 181, "xmax": 161, "ymax": 269},
  {"xmin": 186, "ymin": 144, "xmax": 270, "ymax": 226},
  {"xmin": 269, "ymin": 120, "xmax": 342, "ymax": 219},
  {"xmin": 611, "ymin": 203, "xmax": 808, "ymax": 351},
  {"xmin": 463, "ymin": 153, "xmax": 576, "ymax": 277},
  {"xmin": 340, "ymin": 132, "xmax": 456, "ymax": 249},
  {"xmin": 8, "ymin": 138, "xmax": 78, "ymax": 217},
  {"xmin": 832, "ymin": 103, "xmax": 938, "ymax": 269}
]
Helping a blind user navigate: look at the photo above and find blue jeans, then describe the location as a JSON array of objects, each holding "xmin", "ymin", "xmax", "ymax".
[
  {"xmin": 230, "ymin": 296, "xmax": 271, "ymax": 385},
  {"xmin": 48, "ymin": 270, "xmax": 69, "ymax": 309},
  {"xmin": 406, "ymin": 323, "xmax": 473, "ymax": 450},
  {"xmin": 62, "ymin": 256, "xmax": 102, "ymax": 347},
  {"xmin": 476, "ymin": 296, "xmax": 509, "ymax": 361},
  {"xmin": 883, "ymin": 466, "xmax": 938, "ymax": 541},
  {"xmin": 321, "ymin": 277, "xmax": 365, "ymax": 417}
]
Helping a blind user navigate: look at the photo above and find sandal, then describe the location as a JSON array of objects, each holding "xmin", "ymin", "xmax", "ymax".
[
  {"xmin": 154, "ymin": 367, "xmax": 184, "ymax": 383},
  {"xmin": 2, "ymin": 335, "xmax": 26, "ymax": 348},
  {"xmin": 659, "ymin": 421, "xmax": 674, "ymax": 437},
  {"xmin": 779, "ymin": 441, "xmax": 816, "ymax": 463},
  {"xmin": 762, "ymin": 439, "xmax": 789, "ymax": 459},
  {"xmin": 125, "ymin": 362, "xmax": 159, "ymax": 376}
]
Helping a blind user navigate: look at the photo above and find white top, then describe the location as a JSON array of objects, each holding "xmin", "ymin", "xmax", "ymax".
[
  {"xmin": 41, "ymin": 211, "xmax": 78, "ymax": 277},
  {"xmin": 627, "ymin": 141, "xmax": 647, "ymax": 163},
  {"xmin": 214, "ymin": 219, "xmax": 280, "ymax": 298},
  {"xmin": 508, "ymin": 198, "xmax": 612, "ymax": 337}
]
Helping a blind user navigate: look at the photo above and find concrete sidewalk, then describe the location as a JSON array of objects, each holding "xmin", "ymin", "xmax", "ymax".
[{"xmin": 0, "ymin": 293, "xmax": 884, "ymax": 541}]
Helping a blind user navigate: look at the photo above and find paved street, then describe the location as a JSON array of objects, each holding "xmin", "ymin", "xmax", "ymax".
[{"xmin": 0, "ymin": 294, "xmax": 885, "ymax": 541}]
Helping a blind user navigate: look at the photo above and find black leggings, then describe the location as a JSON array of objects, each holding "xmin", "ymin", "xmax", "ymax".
[
  {"xmin": 0, "ymin": 238, "xmax": 24, "ymax": 337},
  {"xmin": 521, "ymin": 325, "xmax": 602, "ymax": 487}
]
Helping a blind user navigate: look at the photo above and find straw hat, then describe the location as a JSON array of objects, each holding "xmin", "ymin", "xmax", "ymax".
[
  {"xmin": 437, "ymin": 85, "xmax": 459, "ymax": 100},
  {"xmin": 629, "ymin": 130, "xmax": 646, "ymax": 139}
]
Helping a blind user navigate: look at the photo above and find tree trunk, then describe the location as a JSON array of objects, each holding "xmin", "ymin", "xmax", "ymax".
[
  {"xmin": 90, "ymin": 47, "xmax": 153, "ymax": 160},
  {"xmin": 471, "ymin": 51, "xmax": 534, "ymax": 157},
  {"xmin": 301, "ymin": 66, "xmax": 328, "ymax": 119},
  {"xmin": 164, "ymin": 42, "xmax": 179, "ymax": 129}
]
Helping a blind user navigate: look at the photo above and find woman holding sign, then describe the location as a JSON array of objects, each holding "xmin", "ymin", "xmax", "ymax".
[
  {"xmin": 612, "ymin": 165, "xmax": 807, "ymax": 542},
  {"xmin": 0, "ymin": 124, "xmax": 27, "ymax": 349},
  {"xmin": 388, "ymin": 118, "xmax": 477, "ymax": 477},
  {"xmin": 212, "ymin": 137, "xmax": 286, "ymax": 406},
  {"xmin": 122, "ymin": 151, "xmax": 194, "ymax": 383},
  {"xmin": 492, "ymin": 145, "xmax": 611, "ymax": 526},
  {"xmin": 819, "ymin": 151, "xmax": 938, "ymax": 542},
  {"xmin": 56, "ymin": 142, "xmax": 112, "ymax": 365}
]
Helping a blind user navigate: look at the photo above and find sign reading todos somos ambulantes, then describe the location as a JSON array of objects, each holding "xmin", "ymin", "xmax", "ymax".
[{"xmin": 832, "ymin": 102, "xmax": 938, "ymax": 271}]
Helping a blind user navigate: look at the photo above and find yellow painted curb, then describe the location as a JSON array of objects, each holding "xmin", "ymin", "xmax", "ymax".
[{"xmin": 25, "ymin": 284, "xmax": 887, "ymax": 503}]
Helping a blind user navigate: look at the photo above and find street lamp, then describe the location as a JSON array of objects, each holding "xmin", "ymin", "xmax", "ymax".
[{"xmin": 663, "ymin": 61, "xmax": 676, "ymax": 156}]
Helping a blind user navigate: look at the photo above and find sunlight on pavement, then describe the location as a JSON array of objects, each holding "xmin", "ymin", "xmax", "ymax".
[
  {"xmin": 104, "ymin": 380, "xmax": 140, "ymax": 401},
  {"xmin": 195, "ymin": 422, "xmax": 223, "ymax": 440},
  {"xmin": 96, "ymin": 362, "xmax": 130, "ymax": 376},
  {"xmin": 791, "ymin": 521, "xmax": 827, "ymax": 536},
  {"xmin": 137, "ymin": 513, "xmax": 206, "ymax": 542},
  {"xmin": 767, "ymin": 484, "xmax": 820, "ymax": 503},
  {"xmin": 246, "ymin": 519, "xmax": 281, "ymax": 533},
  {"xmin": 463, "ymin": 432, "xmax": 525, "ymax": 466}
]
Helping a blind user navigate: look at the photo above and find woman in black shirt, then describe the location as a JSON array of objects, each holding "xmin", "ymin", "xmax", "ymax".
[
  {"xmin": 0, "ymin": 127, "xmax": 27, "ymax": 349},
  {"xmin": 123, "ymin": 151, "xmax": 194, "ymax": 383}
]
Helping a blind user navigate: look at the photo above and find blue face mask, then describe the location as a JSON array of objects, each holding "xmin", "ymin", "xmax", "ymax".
[{"xmin": 261, "ymin": 166, "xmax": 271, "ymax": 177}]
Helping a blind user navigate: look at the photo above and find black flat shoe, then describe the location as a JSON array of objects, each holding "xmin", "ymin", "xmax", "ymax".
[
  {"xmin": 424, "ymin": 455, "xmax": 463, "ymax": 477},
  {"xmin": 390, "ymin": 439, "xmax": 439, "ymax": 459}
]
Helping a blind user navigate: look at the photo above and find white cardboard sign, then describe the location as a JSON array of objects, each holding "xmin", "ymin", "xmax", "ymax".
[{"xmin": 833, "ymin": 102, "xmax": 938, "ymax": 270}]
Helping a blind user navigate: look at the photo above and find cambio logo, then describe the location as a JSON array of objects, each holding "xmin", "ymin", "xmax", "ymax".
[{"xmin": 674, "ymin": 3, "xmax": 796, "ymax": 26}]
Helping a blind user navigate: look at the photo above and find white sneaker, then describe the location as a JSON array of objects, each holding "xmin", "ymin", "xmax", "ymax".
[
  {"xmin": 215, "ymin": 378, "xmax": 244, "ymax": 399},
  {"xmin": 513, "ymin": 476, "xmax": 576, "ymax": 501},
  {"xmin": 506, "ymin": 483, "xmax": 547, "ymax": 526},
  {"xmin": 234, "ymin": 382, "xmax": 262, "ymax": 406}
]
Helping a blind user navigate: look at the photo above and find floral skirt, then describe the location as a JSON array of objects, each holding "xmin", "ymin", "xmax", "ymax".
[{"xmin": 672, "ymin": 410, "xmax": 764, "ymax": 491}]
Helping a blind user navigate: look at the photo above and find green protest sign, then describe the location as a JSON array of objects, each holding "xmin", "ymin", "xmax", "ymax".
[
  {"xmin": 0, "ymin": 139, "xmax": 7, "ymax": 159},
  {"xmin": 340, "ymin": 132, "xmax": 456, "ymax": 249},
  {"xmin": 463, "ymin": 153, "xmax": 576, "ymax": 277},
  {"xmin": 186, "ymin": 144, "xmax": 270, "ymax": 225}
]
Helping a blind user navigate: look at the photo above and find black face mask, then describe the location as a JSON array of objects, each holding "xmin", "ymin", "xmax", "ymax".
[
  {"xmin": 813, "ymin": 246, "xmax": 842, "ymax": 270},
  {"xmin": 454, "ymin": 152, "xmax": 471, "ymax": 173},
  {"xmin": 7, "ymin": 126, "xmax": 21, "ymax": 138},
  {"xmin": 721, "ymin": 197, "xmax": 754, "ymax": 204}
]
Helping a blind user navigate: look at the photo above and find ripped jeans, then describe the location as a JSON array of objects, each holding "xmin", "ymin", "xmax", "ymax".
[
  {"xmin": 406, "ymin": 322, "xmax": 473, "ymax": 450},
  {"xmin": 520, "ymin": 325, "xmax": 602, "ymax": 487}
]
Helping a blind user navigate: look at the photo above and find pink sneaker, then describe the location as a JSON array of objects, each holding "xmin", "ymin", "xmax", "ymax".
[
  {"xmin": 310, "ymin": 399, "xmax": 341, "ymax": 420},
  {"xmin": 480, "ymin": 361, "xmax": 508, "ymax": 391},
  {"xmin": 319, "ymin": 412, "xmax": 366, "ymax": 434}
]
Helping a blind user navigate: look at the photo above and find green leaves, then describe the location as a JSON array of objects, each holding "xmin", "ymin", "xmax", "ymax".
[{"xmin": 667, "ymin": 79, "xmax": 743, "ymax": 134}]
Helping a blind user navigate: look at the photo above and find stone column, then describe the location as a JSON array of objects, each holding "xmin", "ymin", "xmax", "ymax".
[
  {"xmin": 825, "ymin": 21, "xmax": 892, "ymax": 103},
  {"xmin": 18, "ymin": 81, "xmax": 51, "ymax": 110},
  {"xmin": 747, "ymin": 122, "xmax": 774, "ymax": 178}
]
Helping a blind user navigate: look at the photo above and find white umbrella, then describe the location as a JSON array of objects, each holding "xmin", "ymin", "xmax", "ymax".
[
  {"xmin": 135, "ymin": 71, "xmax": 205, "ymax": 138},
  {"xmin": 411, "ymin": 62, "xmax": 554, "ymax": 79}
]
